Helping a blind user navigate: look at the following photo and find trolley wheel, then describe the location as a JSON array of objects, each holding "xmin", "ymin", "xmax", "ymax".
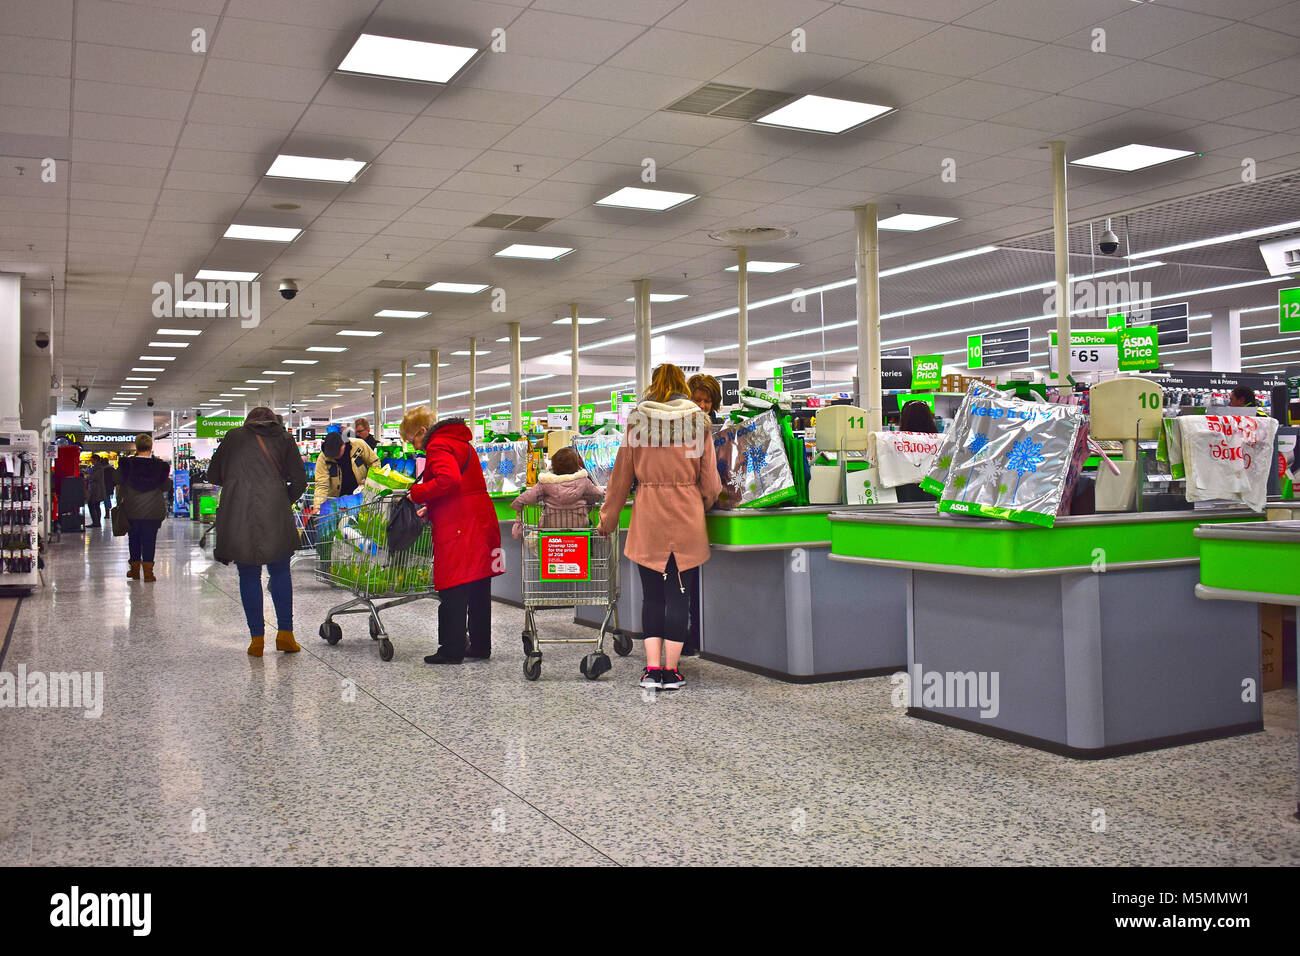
[
  {"xmin": 319, "ymin": 621, "xmax": 342, "ymax": 645},
  {"xmin": 369, "ymin": 617, "xmax": 381, "ymax": 640},
  {"xmin": 612, "ymin": 630, "xmax": 633, "ymax": 657},
  {"xmin": 580, "ymin": 652, "xmax": 612, "ymax": 680},
  {"xmin": 523, "ymin": 655, "xmax": 542, "ymax": 681},
  {"xmin": 379, "ymin": 638, "xmax": 394, "ymax": 662}
]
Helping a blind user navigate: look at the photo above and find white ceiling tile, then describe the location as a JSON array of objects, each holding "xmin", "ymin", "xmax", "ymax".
[
  {"xmin": 74, "ymin": 42, "xmax": 203, "ymax": 91},
  {"xmin": 659, "ymin": 0, "xmax": 833, "ymax": 45},
  {"xmin": 423, "ymin": 87, "xmax": 551, "ymax": 124},
  {"xmin": 1056, "ymin": 4, "xmax": 1231, "ymax": 60},
  {"xmin": 501, "ymin": 10, "xmax": 646, "ymax": 65},
  {"xmin": 0, "ymin": 105, "xmax": 69, "ymax": 138},
  {"xmin": 4, "ymin": 0, "xmax": 73, "ymax": 40},
  {"xmin": 1160, "ymin": 0, "xmax": 1290, "ymax": 18},
  {"xmin": 74, "ymin": 163, "xmax": 167, "ymax": 188},
  {"xmin": 207, "ymin": 15, "xmax": 350, "ymax": 70},
  {"xmin": 460, "ymin": 53, "xmax": 596, "ymax": 97},
  {"xmin": 199, "ymin": 58, "xmax": 326, "ymax": 102},
  {"xmin": 0, "ymin": 72, "xmax": 70, "ymax": 111},
  {"xmin": 711, "ymin": 47, "xmax": 866, "ymax": 92},
  {"xmin": 489, "ymin": 125, "xmax": 609, "ymax": 158},
  {"xmin": 955, "ymin": 0, "xmax": 1135, "ymax": 42},
  {"xmin": 992, "ymin": 95, "xmax": 1128, "ymax": 133},
  {"xmin": 1246, "ymin": 1, "xmax": 1300, "ymax": 39},
  {"xmin": 69, "ymin": 137, "xmax": 173, "ymax": 166},
  {"xmin": 223, "ymin": 0, "xmax": 371, "ymax": 30},
  {"xmin": 176, "ymin": 122, "xmax": 277, "ymax": 152},
  {"xmin": 76, "ymin": 0, "xmax": 220, "ymax": 55},
  {"xmin": 399, "ymin": 115, "xmax": 514, "ymax": 149},
  {"xmin": 1227, "ymin": 96, "xmax": 1300, "ymax": 133},
  {"xmin": 185, "ymin": 93, "xmax": 306, "ymax": 130},
  {"xmin": 0, "ymin": 35, "xmax": 72, "ymax": 78},
  {"xmin": 562, "ymin": 66, "xmax": 700, "ymax": 111},
  {"xmin": 748, "ymin": 156, "xmax": 862, "ymax": 187},
  {"xmin": 1148, "ymin": 80, "xmax": 1291, "ymax": 123},
  {"xmin": 524, "ymin": 99, "xmax": 647, "ymax": 138},
  {"xmin": 1065, "ymin": 62, "xmax": 1215, "ymax": 110},
  {"xmin": 1149, "ymin": 23, "xmax": 1300, "ymax": 79},
  {"xmin": 378, "ymin": 141, "xmax": 484, "ymax": 169},
  {"xmin": 796, "ymin": 7, "xmax": 945, "ymax": 61},
  {"xmin": 296, "ymin": 104, "xmax": 415, "ymax": 140},
  {"xmin": 880, "ymin": 25, "xmax": 1041, "ymax": 77},
  {"xmin": 310, "ymin": 74, "xmax": 440, "ymax": 115},
  {"xmin": 908, "ymin": 80, "xmax": 1046, "ymax": 121},
  {"xmin": 976, "ymin": 44, "xmax": 1129, "ymax": 94},
  {"xmin": 606, "ymin": 29, "xmax": 761, "ymax": 80},
  {"xmin": 1230, "ymin": 57, "xmax": 1300, "ymax": 95}
]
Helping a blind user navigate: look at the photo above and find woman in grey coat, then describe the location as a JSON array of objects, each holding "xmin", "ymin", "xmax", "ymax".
[
  {"xmin": 116, "ymin": 435, "xmax": 170, "ymax": 581},
  {"xmin": 206, "ymin": 407, "xmax": 308, "ymax": 657}
]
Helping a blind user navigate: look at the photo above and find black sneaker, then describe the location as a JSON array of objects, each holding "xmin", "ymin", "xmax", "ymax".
[
  {"xmin": 639, "ymin": 667, "xmax": 663, "ymax": 689},
  {"xmin": 659, "ymin": 668, "xmax": 685, "ymax": 690},
  {"xmin": 424, "ymin": 649, "xmax": 464, "ymax": 665}
]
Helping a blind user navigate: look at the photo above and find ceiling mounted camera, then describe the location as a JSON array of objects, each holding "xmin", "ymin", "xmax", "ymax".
[
  {"xmin": 34, "ymin": 329, "xmax": 50, "ymax": 349},
  {"xmin": 1098, "ymin": 218, "xmax": 1119, "ymax": 255},
  {"xmin": 279, "ymin": 279, "xmax": 299, "ymax": 300},
  {"xmin": 146, "ymin": 396, "xmax": 156, "ymax": 408}
]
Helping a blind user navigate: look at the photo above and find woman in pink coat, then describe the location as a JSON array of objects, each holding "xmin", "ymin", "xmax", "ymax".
[{"xmin": 597, "ymin": 364, "xmax": 721, "ymax": 691}]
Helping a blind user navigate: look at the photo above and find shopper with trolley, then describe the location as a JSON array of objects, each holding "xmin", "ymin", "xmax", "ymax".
[
  {"xmin": 598, "ymin": 364, "xmax": 721, "ymax": 691},
  {"xmin": 399, "ymin": 407, "xmax": 502, "ymax": 665}
]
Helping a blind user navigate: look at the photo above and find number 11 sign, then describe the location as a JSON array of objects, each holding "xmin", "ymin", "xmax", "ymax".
[{"xmin": 1281, "ymin": 287, "xmax": 1300, "ymax": 334}]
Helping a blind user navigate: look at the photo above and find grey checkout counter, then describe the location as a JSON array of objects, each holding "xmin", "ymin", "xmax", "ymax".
[
  {"xmin": 829, "ymin": 507, "xmax": 1264, "ymax": 758},
  {"xmin": 697, "ymin": 504, "xmax": 914, "ymax": 682}
]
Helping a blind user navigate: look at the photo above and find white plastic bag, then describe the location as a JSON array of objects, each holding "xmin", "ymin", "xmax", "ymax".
[
  {"xmin": 1178, "ymin": 415, "xmax": 1278, "ymax": 511},
  {"xmin": 869, "ymin": 431, "xmax": 943, "ymax": 489}
]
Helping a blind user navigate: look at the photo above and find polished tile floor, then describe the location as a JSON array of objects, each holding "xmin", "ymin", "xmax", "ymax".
[{"xmin": 1, "ymin": 520, "xmax": 1297, "ymax": 866}]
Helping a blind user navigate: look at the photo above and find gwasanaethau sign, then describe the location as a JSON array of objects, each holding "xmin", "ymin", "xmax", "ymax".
[
  {"xmin": 0, "ymin": 665, "xmax": 104, "ymax": 718},
  {"xmin": 49, "ymin": 886, "xmax": 151, "ymax": 936}
]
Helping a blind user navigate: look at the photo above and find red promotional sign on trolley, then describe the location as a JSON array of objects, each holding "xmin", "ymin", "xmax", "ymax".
[{"xmin": 539, "ymin": 533, "xmax": 591, "ymax": 581}]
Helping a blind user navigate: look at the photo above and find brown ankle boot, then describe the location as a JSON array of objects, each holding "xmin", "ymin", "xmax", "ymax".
[
  {"xmin": 247, "ymin": 635, "xmax": 264, "ymax": 657},
  {"xmin": 126, "ymin": 561, "xmax": 141, "ymax": 580},
  {"xmin": 275, "ymin": 630, "xmax": 300, "ymax": 653},
  {"xmin": 142, "ymin": 562, "xmax": 156, "ymax": 582}
]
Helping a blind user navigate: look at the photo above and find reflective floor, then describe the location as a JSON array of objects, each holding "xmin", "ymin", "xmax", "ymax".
[{"xmin": 1, "ymin": 519, "xmax": 1297, "ymax": 865}]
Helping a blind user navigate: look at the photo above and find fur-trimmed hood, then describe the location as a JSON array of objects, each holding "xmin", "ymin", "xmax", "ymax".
[
  {"xmin": 538, "ymin": 468, "xmax": 589, "ymax": 483},
  {"xmin": 625, "ymin": 399, "xmax": 712, "ymax": 449}
]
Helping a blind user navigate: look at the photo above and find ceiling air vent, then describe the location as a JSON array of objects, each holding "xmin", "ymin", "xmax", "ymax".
[
  {"xmin": 666, "ymin": 84, "xmax": 792, "ymax": 122},
  {"xmin": 1257, "ymin": 233, "xmax": 1300, "ymax": 277},
  {"xmin": 708, "ymin": 226, "xmax": 797, "ymax": 244},
  {"xmin": 470, "ymin": 213, "xmax": 555, "ymax": 231}
]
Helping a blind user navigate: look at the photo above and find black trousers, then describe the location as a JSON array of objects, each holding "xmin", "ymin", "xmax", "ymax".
[
  {"xmin": 438, "ymin": 576, "xmax": 492, "ymax": 656},
  {"xmin": 87, "ymin": 501, "xmax": 102, "ymax": 526},
  {"xmin": 637, "ymin": 554, "xmax": 698, "ymax": 646},
  {"xmin": 127, "ymin": 519, "xmax": 162, "ymax": 562}
]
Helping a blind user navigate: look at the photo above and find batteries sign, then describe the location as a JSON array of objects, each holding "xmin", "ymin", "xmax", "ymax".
[
  {"xmin": 967, "ymin": 328, "xmax": 1030, "ymax": 369},
  {"xmin": 539, "ymin": 533, "xmax": 591, "ymax": 581}
]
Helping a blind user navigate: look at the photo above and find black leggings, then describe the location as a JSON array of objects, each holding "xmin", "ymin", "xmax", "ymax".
[
  {"xmin": 438, "ymin": 576, "xmax": 492, "ymax": 655},
  {"xmin": 637, "ymin": 555, "xmax": 698, "ymax": 645}
]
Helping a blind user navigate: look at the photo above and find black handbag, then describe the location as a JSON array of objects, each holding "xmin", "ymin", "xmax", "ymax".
[{"xmin": 385, "ymin": 495, "xmax": 425, "ymax": 552}]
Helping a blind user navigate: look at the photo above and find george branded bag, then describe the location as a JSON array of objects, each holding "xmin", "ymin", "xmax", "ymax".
[{"xmin": 869, "ymin": 431, "xmax": 943, "ymax": 489}]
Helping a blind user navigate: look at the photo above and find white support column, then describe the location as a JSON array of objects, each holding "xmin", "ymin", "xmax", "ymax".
[
  {"xmin": 737, "ymin": 247, "xmax": 749, "ymax": 390},
  {"xmin": 509, "ymin": 321, "xmax": 522, "ymax": 433},
  {"xmin": 570, "ymin": 303, "xmax": 580, "ymax": 425},
  {"xmin": 633, "ymin": 279, "xmax": 651, "ymax": 396},
  {"xmin": 372, "ymin": 369, "xmax": 381, "ymax": 435},
  {"xmin": 854, "ymin": 205, "xmax": 883, "ymax": 433},
  {"xmin": 469, "ymin": 336, "xmax": 478, "ymax": 426},
  {"xmin": 429, "ymin": 349, "xmax": 439, "ymax": 422},
  {"xmin": 1051, "ymin": 140, "xmax": 1072, "ymax": 396},
  {"xmin": 1211, "ymin": 308, "xmax": 1242, "ymax": 372},
  {"xmin": 0, "ymin": 273, "xmax": 20, "ymax": 422},
  {"xmin": 400, "ymin": 359, "xmax": 408, "ymax": 412}
]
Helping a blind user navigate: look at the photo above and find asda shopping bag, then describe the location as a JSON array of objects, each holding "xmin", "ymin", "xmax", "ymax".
[
  {"xmin": 939, "ymin": 394, "xmax": 1086, "ymax": 528},
  {"xmin": 869, "ymin": 431, "xmax": 943, "ymax": 489},
  {"xmin": 715, "ymin": 410, "xmax": 797, "ymax": 508},
  {"xmin": 920, "ymin": 381, "xmax": 1007, "ymax": 496},
  {"xmin": 1178, "ymin": 415, "xmax": 1278, "ymax": 511},
  {"xmin": 363, "ymin": 464, "xmax": 414, "ymax": 502},
  {"xmin": 571, "ymin": 433, "xmax": 621, "ymax": 488},
  {"xmin": 476, "ymin": 439, "xmax": 530, "ymax": 494}
]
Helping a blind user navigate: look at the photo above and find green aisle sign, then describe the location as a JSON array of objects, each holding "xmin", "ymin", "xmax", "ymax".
[
  {"xmin": 195, "ymin": 415, "xmax": 243, "ymax": 438},
  {"xmin": 967, "ymin": 335, "xmax": 982, "ymax": 369},
  {"xmin": 911, "ymin": 355, "xmax": 942, "ymax": 390},
  {"xmin": 773, "ymin": 367, "xmax": 784, "ymax": 392},
  {"xmin": 1281, "ymin": 287, "xmax": 1300, "ymax": 334}
]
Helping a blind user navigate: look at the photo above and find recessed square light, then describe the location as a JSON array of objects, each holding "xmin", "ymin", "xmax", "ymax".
[
  {"xmin": 223, "ymin": 224, "xmax": 301, "ymax": 242},
  {"xmin": 246, "ymin": 379, "xmax": 274, "ymax": 384},
  {"xmin": 725, "ymin": 261, "xmax": 799, "ymax": 273},
  {"xmin": 623, "ymin": 294, "xmax": 688, "ymax": 303},
  {"xmin": 375, "ymin": 309, "xmax": 429, "ymax": 318},
  {"xmin": 878, "ymin": 213, "xmax": 958, "ymax": 232},
  {"xmin": 425, "ymin": 281, "xmax": 490, "ymax": 293},
  {"xmin": 282, "ymin": 359, "xmax": 318, "ymax": 365},
  {"xmin": 306, "ymin": 347, "xmax": 348, "ymax": 353},
  {"xmin": 494, "ymin": 244, "xmax": 573, "ymax": 261},
  {"xmin": 125, "ymin": 377, "xmax": 156, "ymax": 382},
  {"xmin": 336, "ymin": 330, "xmax": 383, "ymax": 337},
  {"xmin": 755, "ymin": 94, "xmax": 894, "ymax": 134},
  {"xmin": 262, "ymin": 370, "xmax": 294, "ymax": 375},
  {"xmin": 452, "ymin": 349, "xmax": 490, "ymax": 356},
  {"xmin": 196, "ymin": 269, "xmax": 259, "ymax": 281},
  {"xmin": 595, "ymin": 186, "xmax": 696, "ymax": 211},
  {"xmin": 156, "ymin": 328, "xmax": 203, "ymax": 335},
  {"xmin": 496, "ymin": 335, "xmax": 542, "ymax": 342},
  {"xmin": 132, "ymin": 367, "xmax": 164, "ymax": 372},
  {"xmin": 553, "ymin": 316, "xmax": 607, "ymax": 325},
  {"xmin": 148, "ymin": 341, "xmax": 189, "ymax": 348},
  {"xmin": 337, "ymin": 34, "xmax": 479, "ymax": 84},
  {"xmin": 267, "ymin": 154, "xmax": 367, "ymax": 183},
  {"xmin": 140, "ymin": 355, "xmax": 175, "ymax": 361},
  {"xmin": 1071, "ymin": 144, "xmax": 1195, "ymax": 171}
]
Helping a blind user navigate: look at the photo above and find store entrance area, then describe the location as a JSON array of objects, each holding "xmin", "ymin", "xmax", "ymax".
[{"xmin": 2, "ymin": 523, "xmax": 1296, "ymax": 866}]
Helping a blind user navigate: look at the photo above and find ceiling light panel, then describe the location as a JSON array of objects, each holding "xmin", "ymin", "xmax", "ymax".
[
  {"xmin": 494, "ymin": 244, "xmax": 573, "ymax": 260},
  {"xmin": 595, "ymin": 187, "xmax": 696, "ymax": 211},
  {"xmin": 755, "ymin": 94, "xmax": 893, "ymax": 134},
  {"xmin": 337, "ymin": 34, "xmax": 479, "ymax": 84},
  {"xmin": 266, "ymin": 154, "xmax": 367, "ymax": 183},
  {"xmin": 1071, "ymin": 144, "xmax": 1195, "ymax": 171},
  {"xmin": 223, "ymin": 224, "xmax": 301, "ymax": 242}
]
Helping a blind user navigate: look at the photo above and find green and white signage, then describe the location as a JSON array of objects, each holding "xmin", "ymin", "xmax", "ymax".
[
  {"xmin": 195, "ymin": 415, "xmax": 243, "ymax": 438},
  {"xmin": 578, "ymin": 403, "xmax": 595, "ymax": 428},
  {"xmin": 1048, "ymin": 327, "xmax": 1159, "ymax": 374},
  {"xmin": 1281, "ymin": 287, "xmax": 1300, "ymax": 334},
  {"xmin": 967, "ymin": 328, "xmax": 1031, "ymax": 369},
  {"xmin": 911, "ymin": 355, "xmax": 943, "ymax": 390}
]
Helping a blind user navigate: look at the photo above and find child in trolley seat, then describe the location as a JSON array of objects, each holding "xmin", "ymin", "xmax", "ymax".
[{"xmin": 510, "ymin": 447, "xmax": 604, "ymax": 543}]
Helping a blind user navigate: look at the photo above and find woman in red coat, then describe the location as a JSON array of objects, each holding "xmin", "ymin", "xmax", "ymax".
[{"xmin": 400, "ymin": 407, "xmax": 503, "ymax": 664}]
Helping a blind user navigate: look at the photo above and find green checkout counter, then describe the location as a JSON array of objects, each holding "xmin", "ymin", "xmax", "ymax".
[
  {"xmin": 698, "ymin": 504, "xmax": 915, "ymax": 681},
  {"xmin": 828, "ymin": 507, "xmax": 1265, "ymax": 758},
  {"xmin": 1195, "ymin": 515, "xmax": 1300, "ymax": 820}
]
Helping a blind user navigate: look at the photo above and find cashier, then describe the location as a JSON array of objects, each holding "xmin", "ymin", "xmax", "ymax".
[
  {"xmin": 895, "ymin": 401, "xmax": 940, "ymax": 503},
  {"xmin": 1228, "ymin": 386, "xmax": 1257, "ymax": 409}
]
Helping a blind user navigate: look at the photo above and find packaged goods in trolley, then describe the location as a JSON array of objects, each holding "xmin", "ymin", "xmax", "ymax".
[
  {"xmin": 518, "ymin": 503, "xmax": 632, "ymax": 682},
  {"xmin": 314, "ymin": 492, "xmax": 434, "ymax": 662}
]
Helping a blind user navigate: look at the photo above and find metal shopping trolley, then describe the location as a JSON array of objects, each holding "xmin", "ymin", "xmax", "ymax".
[
  {"xmin": 314, "ymin": 493, "xmax": 435, "ymax": 662},
  {"xmin": 289, "ymin": 501, "xmax": 319, "ymax": 569},
  {"xmin": 519, "ymin": 503, "xmax": 632, "ymax": 681}
]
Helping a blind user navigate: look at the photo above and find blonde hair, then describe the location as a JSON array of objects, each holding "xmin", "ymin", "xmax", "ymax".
[
  {"xmin": 134, "ymin": 433, "xmax": 153, "ymax": 453},
  {"xmin": 644, "ymin": 363, "xmax": 689, "ymax": 404},
  {"xmin": 399, "ymin": 406, "xmax": 434, "ymax": 444}
]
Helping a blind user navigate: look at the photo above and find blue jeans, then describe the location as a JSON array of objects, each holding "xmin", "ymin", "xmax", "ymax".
[
  {"xmin": 236, "ymin": 557, "xmax": 293, "ymax": 637},
  {"xmin": 127, "ymin": 519, "xmax": 161, "ymax": 562}
]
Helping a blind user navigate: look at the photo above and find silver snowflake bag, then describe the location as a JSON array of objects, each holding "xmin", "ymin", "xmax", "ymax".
[
  {"xmin": 476, "ymin": 439, "xmax": 530, "ymax": 494},
  {"xmin": 715, "ymin": 410, "xmax": 798, "ymax": 508},
  {"xmin": 938, "ymin": 394, "xmax": 1086, "ymax": 528},
  {"xmin": 919, "ymin": 381, "xmax": 1007, "ymax": 496},
  {"xmin": 570, "ymin": 433, "xmax": 621, "ymax": 487}
]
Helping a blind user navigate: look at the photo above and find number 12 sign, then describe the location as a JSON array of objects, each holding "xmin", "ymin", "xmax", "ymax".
[{"xmin": 1281, "ymin": 287, "xmax": 1300, "ymax": 334}]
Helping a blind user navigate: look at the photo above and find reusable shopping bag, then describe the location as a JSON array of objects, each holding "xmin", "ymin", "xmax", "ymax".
[
  {"xmin": 570, "ymin": 432, "xmax": 622, "ymax": 488},
  {"xmin": 869, "ymin": 431, "xmax": 944, "ymax": 489},
  {"xmin": 919, "ymin": 381, "xmax": 1007, "ymax": 496},
  {"xmin": 715, "ymin": 410, "xmax": 798, "ymax": 508},
  {"xmin": 475, "ymin": 440, "xmax": 530, "ymax": 494}
]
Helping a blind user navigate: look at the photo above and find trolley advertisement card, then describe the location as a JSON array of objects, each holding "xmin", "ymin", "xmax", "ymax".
[{"xmin": 539, "ymin": 532, "xmax": 591, "ymax": 580}]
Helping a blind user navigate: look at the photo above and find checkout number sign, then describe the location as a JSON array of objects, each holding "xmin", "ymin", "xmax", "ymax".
[{"xmin": 539, "ymin": 533, "xmax": 591, "ymax": 581}]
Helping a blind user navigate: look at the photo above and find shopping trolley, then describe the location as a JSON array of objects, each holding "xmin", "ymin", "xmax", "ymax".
[
  {"xmin": 314, "ymin": 493, "xmax": 435, "ymax": 662},
  {"xmin": 519, "ymin": 504, "xmax": 632, "ymax": 681},
  {"xmin": 289, "ymin": 502, "xmax": 318, "ymax": 569}
]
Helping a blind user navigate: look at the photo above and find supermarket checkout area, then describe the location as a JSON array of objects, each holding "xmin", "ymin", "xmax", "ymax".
[{"xmin": 827, "ymin": 505, "xmax": 1267, "ymax": 758}]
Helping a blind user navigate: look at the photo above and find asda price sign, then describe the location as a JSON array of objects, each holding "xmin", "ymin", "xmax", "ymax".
[
  {"xmin": 911, "ymin": 354, "xmax": 943, "ymax": 390},
  {"xmin": 1048, "ymin": 327, "xmax": 1158, "ymax": 374}
]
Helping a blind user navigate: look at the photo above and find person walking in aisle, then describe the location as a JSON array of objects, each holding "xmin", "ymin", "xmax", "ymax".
[
  {"xmin": 116, "ymin": 435, "xmax": 170, "ymax": 581},
  {"xmin": 598, "ymin": 363, "xmax": 721, "ymax": 690},
  {"xmin": 207, "ymin": 407, "xmax": 308, "ymax": 657},
  {"xmin": 314, "ymin": 430, "xmax": 378, "ymax": 508},
  {"xmin": 400, "ymin": 407, "xmax": 502, "ymax": 665},
  {"xmin": 85, "ymin": 455, "xmax": 110, "ymax": 528}
]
